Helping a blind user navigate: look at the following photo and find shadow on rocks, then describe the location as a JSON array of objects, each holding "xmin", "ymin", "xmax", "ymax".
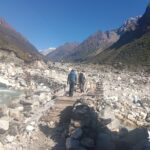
[
  {"xmin": 39, "ymin": 101, "xmax": 150, "ymax": 150},
  {"xmin": 65, "ymin": 101, "xmax": 150, "ymax": 150},
  {"xmin": 39, "ymin": 106, "xmax": 73, "ymax": 150}
]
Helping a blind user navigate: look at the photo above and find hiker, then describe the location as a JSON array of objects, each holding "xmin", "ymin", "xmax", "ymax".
[
  {"xmin": 78, "ymin": 71, "xmax": 86, "ymax": 93},
  {"xmin": 67, "ymin": 69, "xmax": 77, "ymax": 97}
]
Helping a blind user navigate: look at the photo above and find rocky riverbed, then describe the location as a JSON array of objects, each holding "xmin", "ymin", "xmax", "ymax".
[
  {"xmin": 66, "ymin": 100, "xmax": 150, "ymax": 150},
  {"xmin": 0, "ymin": 59, "xmax": 68, "ymax": 149},
  {"xmin": 0, "ymin": 55, "xmax": 149, "ymax": 149}
]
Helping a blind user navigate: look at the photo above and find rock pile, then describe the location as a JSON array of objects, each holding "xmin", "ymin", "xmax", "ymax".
[
  {"xmin": 0, "ymin": 51, "xmax": 149, "ymax": 149},
  {"xmin": 0, "ymin": 59, "xmax": 70, "ymax": 149},
  {"xmin": 66, "ymin": 101, "xmax": 150, "ymax": 150},
  {"xmin": 66, "ymin": 101, "xmax": 98, "ymax": 150}
]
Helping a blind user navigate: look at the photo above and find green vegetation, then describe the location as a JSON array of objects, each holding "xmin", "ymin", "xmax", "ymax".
[{"xmin": 94, "ymin": 31, "xmax": 150, "ymax": 67}]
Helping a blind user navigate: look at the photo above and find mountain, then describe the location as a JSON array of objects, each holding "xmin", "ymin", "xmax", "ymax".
[
  {"xmin": 118, "ymin": 16, "xmax": 141, "ymax": 34},
  {"xmin": 47, "ymin": 42, "xmax": 79, "ymax": 61},
  {"xmin": 64, "ymin": 30, "xmax": 119, "ymax": 62},
  {"xmin": 62, "ymin": 16, "xmax": 140, "ymax": 62},
  {"xmin": 41, "ymin": 48, "xmax": 56, "ymax": 56},
  {"xmin": 92, "ymin": 3, "xmax": 150, "ymax": 66},
  {"xmin": 46, "ymin": 12, "xmax": 141, "ymax": 63},
  {"xmin": 0, "ymin": 19, "xmax": 43, "ymax": 62}
]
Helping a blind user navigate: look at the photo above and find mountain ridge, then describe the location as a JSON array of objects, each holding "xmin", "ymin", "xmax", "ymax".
[
  {"xmin": 47, "ymin": 14, "xmax": 140, "ymax": 62},
  {"xmin": 47, "ymin": 42, "xmax": 79, "ymax": 61},
  {"xmin": 92, "ymin": 3, "xmax": 150, "ymax": 66},
  {"xmin": 0, "ymin": 18, "xmax": 43, "ymax": 62}
]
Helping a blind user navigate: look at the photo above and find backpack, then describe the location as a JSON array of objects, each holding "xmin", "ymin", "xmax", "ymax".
[
  {"xmin": 79, "ymin": 73, "xmax": 85, "ymax": 83},
  {"xmin": 69, "ymin": 71, "xmax": 76, "ymax": 83}
]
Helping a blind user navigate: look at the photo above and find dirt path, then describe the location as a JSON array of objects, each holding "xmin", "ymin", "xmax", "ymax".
[{"xmin": 26, "ymin": 89, "xmax": 87, "ymax": 150}]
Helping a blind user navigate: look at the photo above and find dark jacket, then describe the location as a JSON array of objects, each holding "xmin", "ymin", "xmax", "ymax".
[{"xmin": 79, "ymin": 72, "xmax": 86, "ymax": 84}]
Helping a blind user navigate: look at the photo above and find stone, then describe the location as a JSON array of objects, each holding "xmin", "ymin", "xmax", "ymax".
[
  {"xmin": 26, "ymin": 125, "xmax": 34, "ymax": 132},
  {"xmin": 16, "ymin": 106, "xmax": 24, "ymax": 112},
  {"xmin": 8, "ymin": 101, "xmax": 19, "ymax": 109},
  {"xmin": 0, "ymin": 105, "xmax": 9, "ymax": 117},
  {"xmin": 9, "ymin": 109, "xmax": 22, "ymax": 121},
  {"xmin": 5, "ymin": 135, "xmax": 15, "ymax": 143},
  {"xmin": 117, "ymin": 77, "xmax": 121, "ymax": 81},
  {"xmin": 49, "ymin": 121, "xmax": 55, "ymax": 128},
  {"xmin": 23, "ymin": 105, "xmax": 32, "ymax": 112},
  {"xmin": 145, "ymin": 113, "xmax": 150, "ymax": 122},
  {"xmin": 0, "ymin": 119, "xmax": 9, "ymax": 134},
  {"xmin": 130, "ymin": 79, "xmax": 134, "ymax": 84},
  {"xmin": 19, "ymin": 79, "xmax": 27, "ymax": 87},
  {"xmin": 80, "ymin": 137, "xmax": 95, "ymax": 148},
  {"xmin": 66, "ymin": 137, "xmax": 80, "ymax": 150},
  {"xmin": 32, "ymin": 101, "xmax": 40, "ymax": 108},
  {"xmin": 127, "ymin": 114, "xmax": 136, "ymax": 122},
  {"xmin": 133, "ymin": 95, "xmax": 140, "ymax": 104},
  {"xmin": 30, "ymin": 121, "xmax": 36, "ymax": 126},
  {"xmin": 20, "ymin": 100, "xmax": 32, "ymax": 106},
  {"xmin": 0, "ymin": 142, "xmax": 4, "ymax": 150},
  {"xmin": 8, "ymin": 122, "xmax": 19, "ymax": 136},
  {"xmin": 71, "ymin": 128, "xmax": 83, "ymax": 139},
  {"xmin": 0, "ymin": 78, "xmax": 10, "ymax": 86},
  {"xmin": 0, "ymin": 108, "xmax": 4, "ymax": 118},
  {"xmin": 139, "ymin": 112, "xmax": 147, "ymax": 119},
  {"xmin": 39, "ymin": 93, "xmax": 47, "ymax": 100}
]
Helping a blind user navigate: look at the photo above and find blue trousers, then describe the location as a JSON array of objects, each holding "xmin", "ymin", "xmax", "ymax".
[{"xmin": 69, "ymin": 82, "xmax": 75, "ymax": 97}]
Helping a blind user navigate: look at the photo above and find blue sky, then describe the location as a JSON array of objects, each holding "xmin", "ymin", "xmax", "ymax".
[{"xmin": 0, "ymin": 0, "xmax": 149, "ymax": 50}]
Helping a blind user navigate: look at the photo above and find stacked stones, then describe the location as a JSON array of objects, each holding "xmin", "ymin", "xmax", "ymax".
[
  {"xmin": 95, "ymin": 81, "xmax": 104, "ymax": 99},
  {"xmin": 66, "ymin": 101, "xmax": 150, "ymax": 150},
  {"xmin": 95, "ymin": 81, "xmax": 106, "ymax": 113},
  {"xmin": 66, "ymin": 101, "xmax": 99, "ymax": 150}
]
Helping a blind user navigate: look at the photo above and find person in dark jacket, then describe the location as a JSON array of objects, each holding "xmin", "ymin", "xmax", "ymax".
[
  {"xmin": 78, "ymin": 71, "xmax": 86, "ymax": 93},
  {"xmin": 67, "ymin": 69, "xmax": 77, "ymax": 97}
]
